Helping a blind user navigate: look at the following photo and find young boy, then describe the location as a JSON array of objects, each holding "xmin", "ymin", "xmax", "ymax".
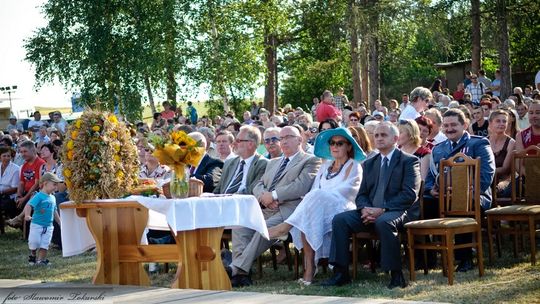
[{"xmin": 24, "ymin": 172, "xmax": 61, "ymax": 266}]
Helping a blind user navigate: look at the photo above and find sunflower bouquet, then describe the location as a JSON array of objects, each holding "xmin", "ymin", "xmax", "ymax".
[
  {"xmin": 149, "ymin": 130, "xmax": 205, "ymax": 198},
  {"xmin": 61, "ymin": 110, "xmax": 139, "ymax": 204}
]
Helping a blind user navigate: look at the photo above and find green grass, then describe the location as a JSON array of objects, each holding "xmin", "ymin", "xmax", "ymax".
[{"xmin": 1, "ymin": 227, "xmax": 539, "ymax": 303}]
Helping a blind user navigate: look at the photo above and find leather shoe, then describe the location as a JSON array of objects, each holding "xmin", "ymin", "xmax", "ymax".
[
  {"xmin": 231, "ymin": 274, "xmax": 252, "ymax": 287},
  {"xmin": 388, "ymin": 270, "xmax": 407, "ymax": 289},
  {"xmin": 320, "ymin": 271, "xmax": 351, "ymax": 287},
  {"xmin": 456, "ymin": 259, "xmax": 474, "ymax": 272}
]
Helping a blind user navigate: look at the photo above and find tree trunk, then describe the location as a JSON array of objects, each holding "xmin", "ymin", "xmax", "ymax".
[
  {"xmin": 209, "ymin": 0, "xmax": 229, "ymax": 112},
  {"xmin": 166, "ymin": 66, "xmax": 177, "ymax": 103},
  {"xmin": 496, "ymin": 0, "xmax": 512, "ymax": 99},
  {"xmin": 360, "ymin": 38, "xmax": 369, "ymax": 107},
  {"xmin": 471, "ymin": 0, "xmax": 481, "ymax": 73},
  {"xmin": 349, "ymin": 0, "xmax": 362, "ymax": 108},
  {"xmin": 264, "ymin": 32, "xmax": 277, "ymax": 114},
  {"xmin": 367, "ymin": 0, "xmax": 380, "ymax": 109},
  {"xmin": 144, "ymin": 75, "xmax": 156, "ymax": 114}
]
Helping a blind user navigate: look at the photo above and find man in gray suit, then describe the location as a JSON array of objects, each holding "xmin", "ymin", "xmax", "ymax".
[
  {"xmin": 229, "ymin": 126, "xmax": 321, "ymax": 287},
  {"xmin": 323, "ymin": 122, "xmax": 421, "ymax": 289},
  {"xmin": 214, "ymin": 125, "xmax": 268, "ymax": 195}
]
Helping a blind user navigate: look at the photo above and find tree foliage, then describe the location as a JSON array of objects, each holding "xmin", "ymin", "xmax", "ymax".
[{"xmin": 25, "ymin": 0, "xmax": 540, "ymax": 119}]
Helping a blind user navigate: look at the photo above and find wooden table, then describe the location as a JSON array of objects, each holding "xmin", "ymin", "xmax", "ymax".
[{"xmin": 60, "ymin": 200, "xmax": 231, "ymax": 290}]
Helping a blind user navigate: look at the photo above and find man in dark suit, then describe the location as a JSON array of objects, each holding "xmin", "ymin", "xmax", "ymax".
[
  {"xmin": 229, "ymin": 126, "xmax": 320, "ymax": 287},
  {"xmin": 424, "ymin": 108, "xmax": 495, "ymax": 272},
  {"xmin": 188, "ymin": 132, "xmax": 223, "ymax": 193},
  {"xmin": 323, "ymin": 122, "xmax": 421, "ymax": 289},
  {"xmin": 214, "ymin": 126, "xmax": 268, "ymax": 195}
]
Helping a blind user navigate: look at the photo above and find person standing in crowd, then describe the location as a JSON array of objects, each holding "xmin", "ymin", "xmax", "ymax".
[
  {"xmin": 27, "ymin": 111, "xmax": 47, "ymax": 134},
  {"xmin": 490, "ymin": 70, "xmax": 502, "ymax": 97},
  {"xmin": 400, "ymin": 87, "xmax": 432, "ymax": 120},
  {"xmin": 424, "ymin": 109, "xmax": 447, "ymax": 147},
  {"xmin": 323, "ymin": 122, "xmax": 421, "ymax": 288},
  {"xmin": 348, "ymin": 112, "xmax": 360, "ymax": 127},
  {"xmin": 268, "ymin": 128, "xmax": 365, "ymax": 285},
  {"xmin": 334, "ymin": 88, "xmax": 349, "ymax": 111},
  {"xmin": 515, "ymin": 100, "xmax": 540, "ymax": 151},
  {"xmin": 187, "ymin": 101, "xmax": 198, "ymax": 124},
  {"xmin": 477, "ymin": 70, "xmax": 492, "ymax": 89},
  {"xmin": 7, "ymin": 116, "xmax": 24, "ymax": 133},
  {"xmin": 471, "ymin": 107, "xmax": 489, "ymax": 137},
  {"xmin": 399, "ymin": 93, "xmax": 410, "ymax": 112},
  {"xmin": 228, "ymin": 126, "xmax": 320, "ymax": 287},
  {"xmin": 465, "ymin": 74, "xmax": 486, "ymax": 105},
  {"xmin": 51, "ymin": 112, "xmax": 67, "ymax": 134},
  {"xmin": 453, "ymin": 83, "xmax": 465, "ymax": 102},
  {"xmin": 316, "ymin": 91, "xmax": 341, "ymax": 123},
  {"xmin": 161, "ymin": 101, "xmax": 176, "ymax": 120},
  {"xmin": 424, "ymin": 109, "xmax": 495, "ymax": 272},
  {"xmin": 516, "ymin": 102, "xmax": 529, "ymax": 131},
  {"xmin": 214, "ymin": 126, "xmax": 268, "ymax": 196}
]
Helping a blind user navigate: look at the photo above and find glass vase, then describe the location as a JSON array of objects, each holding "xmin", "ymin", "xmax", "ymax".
[{"xmin": 169, "ymin": 166, "xmax": 190, "ymax": 199}]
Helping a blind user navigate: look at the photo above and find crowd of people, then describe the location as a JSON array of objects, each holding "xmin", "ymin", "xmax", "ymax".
[{"xmin": 1, "ymin": 74, "xmax": 540, "ymax": 289}]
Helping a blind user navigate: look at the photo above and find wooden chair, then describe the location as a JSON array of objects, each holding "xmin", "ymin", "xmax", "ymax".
[
  {"xmin": 486, "ymin": 145, "xmax": 540, "ymax": 265},
  {"xmin": 405, "ymin": 153, "xmax": 483, "ymax": 285}
]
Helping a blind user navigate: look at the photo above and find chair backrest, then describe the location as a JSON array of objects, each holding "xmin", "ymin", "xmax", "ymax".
[
  {"xmin": 438, "ymin": 153, "xmax": 481, "ymax": 222},
  {"xmin": 511, "ymin": 145, "xmax": 540, "ymax": 205}
]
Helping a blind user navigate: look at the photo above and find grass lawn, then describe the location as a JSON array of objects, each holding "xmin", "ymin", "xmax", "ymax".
[{"xmin": 1, "ymin": 227, "xmax": 539, "ymax": 304}]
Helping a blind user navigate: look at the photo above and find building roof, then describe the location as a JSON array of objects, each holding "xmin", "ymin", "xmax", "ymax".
[{"xmin": 434, "ymin": 59, "xmax": 472, "ymax": 68}]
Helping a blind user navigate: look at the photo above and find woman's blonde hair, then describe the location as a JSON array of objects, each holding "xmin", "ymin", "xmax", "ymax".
[{"xmin": 398, "ymin": 119, "xmax": 421, "ymax": 147}]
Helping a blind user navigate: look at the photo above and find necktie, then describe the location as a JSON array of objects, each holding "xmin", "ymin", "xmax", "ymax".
[
  {"xmin": 373, "ymin": 156, "xmax": 389, "ymax": 208},
  {"xmin": 451, "ymin": 141, "xmax": 458, "ymax": 150},
  {"xmin": 225, "ymin": 160, "xmax": 245, "ymax": 194},
  {"xmin": 269, "ymin": 157, "xmax": 289, "ymax": 191}
]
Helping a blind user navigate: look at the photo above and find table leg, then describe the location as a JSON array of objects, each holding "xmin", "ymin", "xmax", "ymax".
[
  {"xmin": 85, "ymin": 206, "xmax": 150, "ymax": 286},
  {"xmin": 171, "ymin": 227, "xmax": 231, "ymax": 290}
]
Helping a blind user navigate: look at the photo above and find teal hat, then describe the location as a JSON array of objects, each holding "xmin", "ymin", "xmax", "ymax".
[{"xmin": 314, "ymin": 127, "xmax": 366, "ymax": 162}]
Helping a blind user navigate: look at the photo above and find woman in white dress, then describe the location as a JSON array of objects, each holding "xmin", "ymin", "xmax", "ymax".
[{"xmin": 268, "ymin": 128, "xmax": 366, "ymax": 285}]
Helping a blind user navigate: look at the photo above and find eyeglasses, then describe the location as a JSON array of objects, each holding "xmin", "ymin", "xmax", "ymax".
[
  {"xmin": 328, "ymin": 140, "xmax": 348, "ymax": 147},
  {"xmin": 264, "ymin": 137, "xmax": 280, "ymax": 144},
  {"xmin": 236, "ymin": 139, "xmax": 252, "ymax": 143},
  {"xmin": 309, "ymin": 127, "xmax": 318, "ymax": 133},
  {"xmin": 280, "ymin": 134, "xmax": 298, "ymax": 141},
  {"xmin": 471, "ymin": 77, "xmax": 478, "ymax": 80},
  {"xmin": 350, "ymin": 118, "xmax": 359, "ymax": 122}
]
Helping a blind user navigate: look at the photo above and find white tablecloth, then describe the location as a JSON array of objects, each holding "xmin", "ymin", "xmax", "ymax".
[{"xmin": 60, "ymin": 194, "xmax": 268, "ymax": 257}]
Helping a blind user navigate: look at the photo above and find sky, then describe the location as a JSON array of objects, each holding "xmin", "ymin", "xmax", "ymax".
[{"xmin": 0, "ymin": 0, "xmax": 71, "ymax": 117}]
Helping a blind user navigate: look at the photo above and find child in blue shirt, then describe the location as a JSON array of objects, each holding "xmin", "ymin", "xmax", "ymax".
[{"xmin": 23, "ymin": 172, "xmax": 61, "ymax": 266}]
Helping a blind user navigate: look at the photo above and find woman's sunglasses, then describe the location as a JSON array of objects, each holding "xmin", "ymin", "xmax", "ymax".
[{"xmin": 328, "ymin": 140, "xmax": 348, "ymax": 147}]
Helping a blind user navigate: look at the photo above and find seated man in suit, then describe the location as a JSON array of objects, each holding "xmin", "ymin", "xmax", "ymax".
[
  {"xmin": 188, "ymin": 132, "xmax": 223, "ymax": 193},
  {"xmin": 229, "ymin": 126, "xmax": 321, "ymax": 287},
  {"xmin": 323, "ymin": 121, "xmax": 421, "ymax": 289},
  {"xmin": 214, "ymin": 125, "xmax": 268, "ymax": 195},
  {"xmin": 424, "ymin": 108, "xmax": 495, "ymax": 272}
]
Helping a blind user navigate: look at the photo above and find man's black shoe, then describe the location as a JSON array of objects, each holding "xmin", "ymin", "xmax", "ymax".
[
  {"xmin": 320, "ymin": 271, "xmax": 351, "ymax": 287},
  {"xmin": 388, "ymin": 270, "xmax": 407, "ymax": 289},
  {"xmin": 456, "ymin": 259, "xmax": 474, "ymax": 272},
  {"xmin": 231, "ymin": 274, "xmax": 252, "ymax": 287}
]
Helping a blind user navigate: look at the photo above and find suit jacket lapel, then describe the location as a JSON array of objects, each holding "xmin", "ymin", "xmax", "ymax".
[
  {"xmin": 383, "ymin": 150, "xmax": 401, "ymax": 189},
  {"xmin": 246, "ymin": 154, "xmax": 260, "ymax": 182},
  {"xmin": 225, "ymin": 157, "xmax": 240, "ymax": 186}
]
